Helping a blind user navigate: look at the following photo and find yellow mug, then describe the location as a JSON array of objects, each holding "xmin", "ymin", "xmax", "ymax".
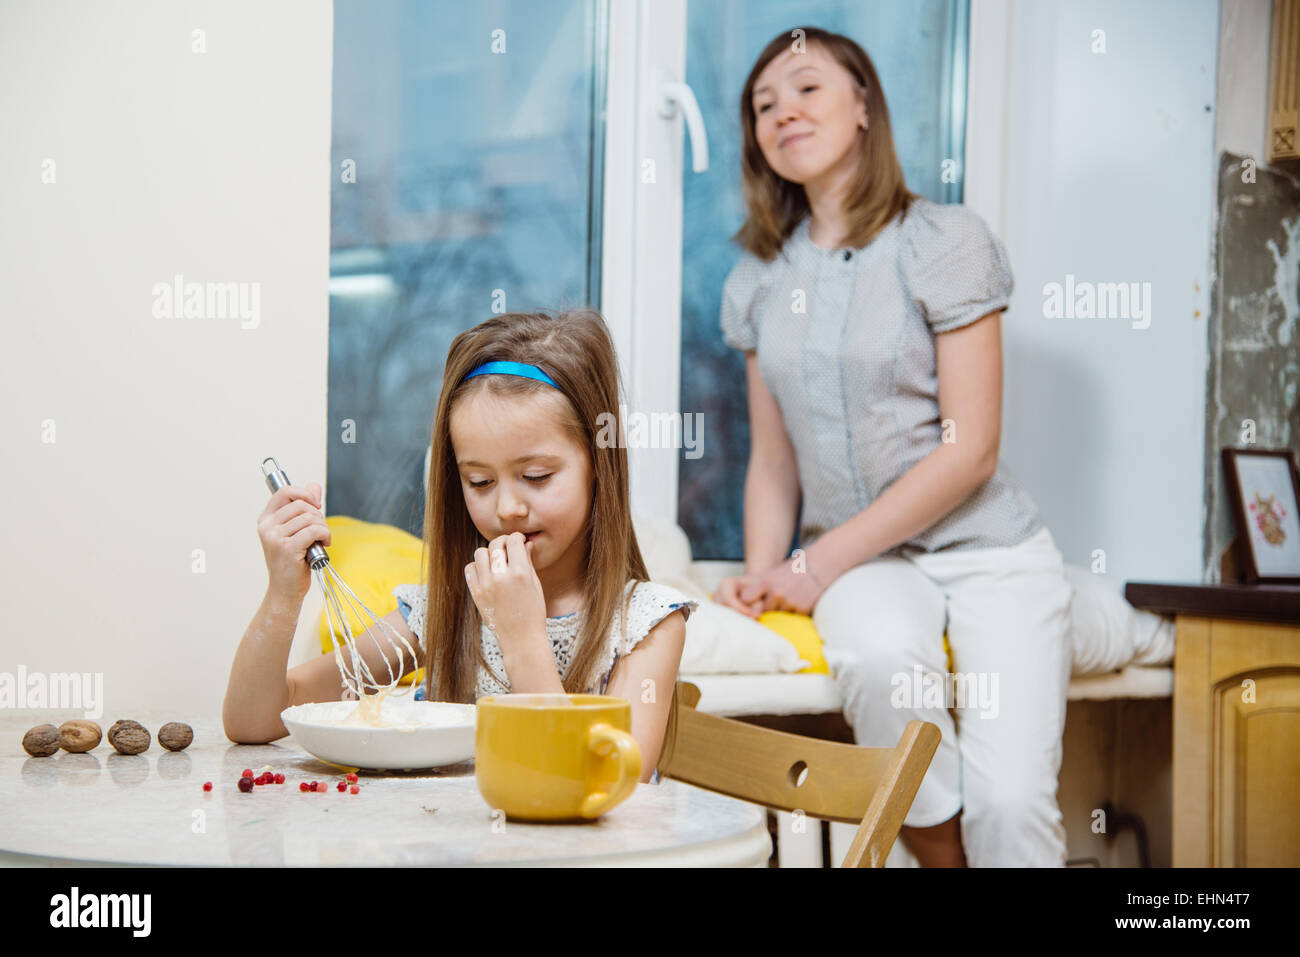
[{"xmin": 475, "ymin": 693, "xmax": 642, "ymax": 822}]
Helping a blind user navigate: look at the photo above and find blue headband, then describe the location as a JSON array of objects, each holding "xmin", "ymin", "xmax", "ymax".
[{"xmin": 462, "ymin": 360, "xmax": 560, "ymax": 389}]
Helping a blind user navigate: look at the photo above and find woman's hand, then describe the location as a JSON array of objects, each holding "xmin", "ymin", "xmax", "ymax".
[
  {"xmin": 464, "ymin": 532, "xmax": 546, "ymax": 648},
  {"xmin": 713, "ymin": 575, "xmax": 767, "ymax": 619},
  {"xmin": 751, "ymin": 556, "xmax": 830, "ymax": 616}
]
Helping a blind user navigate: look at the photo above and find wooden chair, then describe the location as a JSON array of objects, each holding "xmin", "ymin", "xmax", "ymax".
[{"xmin": 656, "ymin": 680, "xmax": 941, "ymax": 867}]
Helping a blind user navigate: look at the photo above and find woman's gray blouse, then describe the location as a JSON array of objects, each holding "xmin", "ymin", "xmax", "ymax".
[{"xmin": 720, "ymin": 197, "xmax": 1042, "ymax": 555}]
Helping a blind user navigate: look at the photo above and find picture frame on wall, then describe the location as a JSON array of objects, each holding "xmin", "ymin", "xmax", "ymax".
[{"xmin": 1221, "ymin": 447, "xmax": 1300, "ymax": 584}]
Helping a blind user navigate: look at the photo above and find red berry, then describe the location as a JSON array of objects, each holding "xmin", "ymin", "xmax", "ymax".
[
  {"xmin": 202, "ymin": 781, "xmax": 213, "ymax": 792},
  {"xmin": 299, "ymin": 782, "xmax": 309, "ymax": 792},
  {"xmin": 337, "ymin": 781, "xmax": 346, "ymax": 792},
  {"xmin": 349, "ymin": 785, "xmax": 359, "ymax": 794},
  {"xmin": 238, "ymin": 776, "xmax": 254, "ymax": 793},
  {"xmin": 346, "ymin": 773, "xmax": 358, "ymax": 783},
  {"xmin": 275, "ymin": 773, "xmax": 285, "ymax": 784},
  {"xmin": 241, "ymin": 769, "xmax": 253, "ymax": 778},
  {"xmin": 311, "ymin": 781, "xmax": 320, "ymax": 792}
]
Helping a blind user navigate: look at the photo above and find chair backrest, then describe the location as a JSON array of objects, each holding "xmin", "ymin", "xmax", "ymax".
[{"xmin": 656, "ymin": 680, "xmax": 940, "ymax": 867}]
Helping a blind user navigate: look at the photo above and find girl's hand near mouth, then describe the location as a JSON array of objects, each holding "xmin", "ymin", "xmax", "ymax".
[{"xmin": 465, "ymin": 532, "xmax": 547, "ymax": 649}]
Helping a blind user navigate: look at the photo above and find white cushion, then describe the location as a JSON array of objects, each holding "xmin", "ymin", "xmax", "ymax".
[
  {"xmin": 632, "ymin": 512, "xmax": 694, "ymax": 581},
  {"xmin": 1064, "ymin": 564, "xmax": 1175, "ymax": 673},
  {"xmin": 633, "ymin": 514, "xmax": 807, "ymax": 674},
  {"xmin": 678, "ymin": 600, "xmax": 810, "ymax": 674}
]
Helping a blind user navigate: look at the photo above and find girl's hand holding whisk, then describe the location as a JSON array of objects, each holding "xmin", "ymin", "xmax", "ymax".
[
  {"xmin": 257, "ymin": 480, "xmax": 329, "ymax": 606},
  {"xmin": 464, "ymin": 532, "xmax": 546, "ymax": 647}
]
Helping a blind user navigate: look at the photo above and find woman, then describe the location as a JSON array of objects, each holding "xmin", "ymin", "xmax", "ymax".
[{"xmin": 713, "ymin": 27, "xmax": 1074, "ymax": 868}]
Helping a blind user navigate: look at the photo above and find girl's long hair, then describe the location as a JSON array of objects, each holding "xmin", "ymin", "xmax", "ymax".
[
  {"xmin": 419, "ymin": 309, "xmax": 649, "ymax": 703},
  {"xmin": 735, "ymin": 26, "xmax": 919, "ymax": 261}
]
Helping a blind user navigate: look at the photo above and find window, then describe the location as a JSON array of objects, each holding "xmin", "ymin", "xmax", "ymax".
[
  {"xmin": 329, "ymin": 0, "xmax": 607, "ymax": 533},
  {"xmin": 326, "ymin": 0, "xmax": 969, "ymax": 561}
]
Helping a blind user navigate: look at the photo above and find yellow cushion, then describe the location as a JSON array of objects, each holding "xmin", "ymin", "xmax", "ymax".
[
  {"xmin": 317, "ymin": 515, "xmax": 426, "ymax": 686},
  {"xmin": 756, "ymin": 611, "xmax": 831, "ymax": 673},
  {"xmin": 757, "ymin": 612, "xmax": 954, "ymax": 675}
]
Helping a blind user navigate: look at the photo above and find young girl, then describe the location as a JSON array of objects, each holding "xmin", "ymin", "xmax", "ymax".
[
  {"xmin": 224, "ymin": 309, "xmax": 697, "ymax": 783},
  {"xmin": 711, "ymin": 27, "xmax": 1074, "ymax": 866}
]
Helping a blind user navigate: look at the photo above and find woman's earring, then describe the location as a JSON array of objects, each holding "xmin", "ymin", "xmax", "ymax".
[{"xmin": 860, "ymin": 117, "xmax": 869, "ymax": 131}]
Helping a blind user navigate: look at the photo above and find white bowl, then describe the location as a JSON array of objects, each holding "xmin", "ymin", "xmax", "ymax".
[{"xmin": 281, "ymin": 699, "xmax": 477, "ymax": 771}]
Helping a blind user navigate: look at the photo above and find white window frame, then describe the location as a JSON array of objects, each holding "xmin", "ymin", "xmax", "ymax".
[{"xmin": 600, "ymin": 0, "xmax": 688, "ymax": 524}]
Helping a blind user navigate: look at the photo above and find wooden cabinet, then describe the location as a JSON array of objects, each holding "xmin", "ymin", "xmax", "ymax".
[
  {"xmin": 1127, "ymin": 582, "xmax": 1300, "ymax": 867},
  {"xmin": 1172, "ymin": 616, "xmax": 1300, "ymax": 866}
]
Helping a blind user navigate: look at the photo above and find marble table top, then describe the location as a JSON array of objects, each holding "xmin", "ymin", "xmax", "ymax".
[{"xmin": 1, "ymin": 709, "xmax": 771, "ymax": 867}]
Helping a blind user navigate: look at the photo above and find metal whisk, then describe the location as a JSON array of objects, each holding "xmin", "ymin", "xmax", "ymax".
[{"xmin": 261, "ymin": 457, "xmax": 421, "ymax": 702}]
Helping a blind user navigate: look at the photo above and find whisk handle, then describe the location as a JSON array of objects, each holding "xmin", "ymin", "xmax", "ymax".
[{"xmin": 261, "ymin": 456, "xmax": 329, "ymax": 570}]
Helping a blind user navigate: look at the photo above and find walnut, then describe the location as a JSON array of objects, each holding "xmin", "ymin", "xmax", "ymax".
[
  {"xmin": 22, "ymin": 724, "xmax": 60, "ymax": 757},
  {"xmin": 108, "ymin": 720, "xmax": 150, "ymax": 755},
  {"xmin": 59, "ymin": 720, "xmax": 102, "ymax": 753},
  {"xmin": 157, "ymin": 722, "xmax": 193, "ymax": 751},
  {"xmin": 108, "ymin": 718, "xmax": 144, "ymax": 739}
]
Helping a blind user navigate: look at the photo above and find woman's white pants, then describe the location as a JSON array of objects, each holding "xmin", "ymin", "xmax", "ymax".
[{"xmin": 812, "ymin": 526, "xmax": 1074, "ymax": 867}]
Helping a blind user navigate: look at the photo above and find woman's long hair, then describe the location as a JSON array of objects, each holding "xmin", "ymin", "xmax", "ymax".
[
  {"xmin": 735, "ymin": 26, "xmax": 919, "ymax": 260},
  {"xmin": 419, "ymin": 309, "xmax": 649, "ymax": 703}
]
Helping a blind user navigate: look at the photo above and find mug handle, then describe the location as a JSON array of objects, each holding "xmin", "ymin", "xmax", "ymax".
[{"xmin": 579, "ymin": 723, "xmax": 642, "ymax": 819}]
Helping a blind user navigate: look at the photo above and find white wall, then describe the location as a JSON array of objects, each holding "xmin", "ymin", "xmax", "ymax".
[
  {"xmin": 0, "ymin": 0, "xmax": 333, "ymax": 716},
  {"xmin": 969, "ymin": 0, "xmax": 1219, "ymax": 588}
]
